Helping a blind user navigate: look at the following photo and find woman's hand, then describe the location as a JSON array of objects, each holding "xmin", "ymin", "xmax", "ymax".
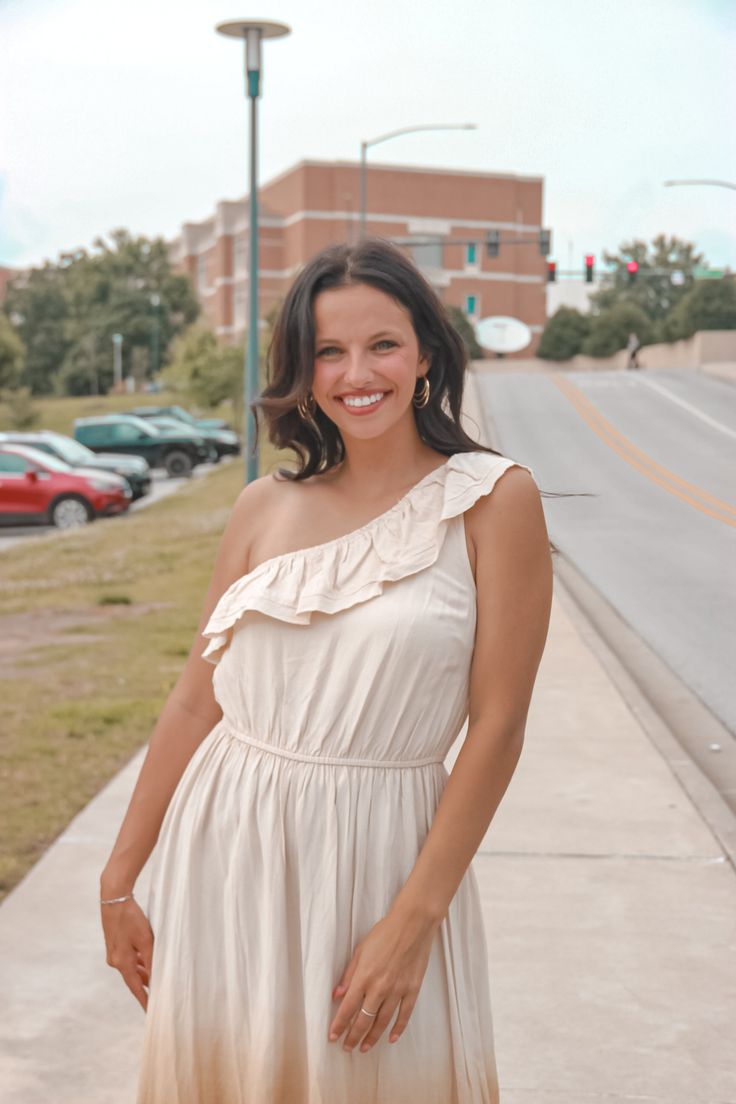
[
  {"xmin": 328, "ymin": 906, "xmax": 440, "ymax": 1053},
  {"xmin": 100, "ymin": 893, "xmax": 154, "ymax": 1012}
]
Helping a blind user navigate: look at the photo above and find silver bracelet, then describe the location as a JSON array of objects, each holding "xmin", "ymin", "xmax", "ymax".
[{"xmin": 100, "ymin": 892, "xmax": 135, "ymax": 905}]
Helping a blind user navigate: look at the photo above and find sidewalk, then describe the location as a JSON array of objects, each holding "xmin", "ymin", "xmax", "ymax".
[{"xmin": 1, "ymin": 378, "xmax": 734, "ymax": 1102}]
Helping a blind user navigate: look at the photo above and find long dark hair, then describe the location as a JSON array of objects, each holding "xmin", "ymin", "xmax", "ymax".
[{"xmin": 252, "ymin": 236, "xmax": 586, "ymax": 541}]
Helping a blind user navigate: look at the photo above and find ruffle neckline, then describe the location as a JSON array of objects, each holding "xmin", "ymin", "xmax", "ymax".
[{"xmin": 201, "ymin": 450, "xmax": 534, "ymax": 664}]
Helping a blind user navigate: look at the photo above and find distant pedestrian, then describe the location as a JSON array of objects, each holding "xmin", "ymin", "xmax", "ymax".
[{"xmin": 626, "ymin": 331, "xmax": 642, "ymax": 370}]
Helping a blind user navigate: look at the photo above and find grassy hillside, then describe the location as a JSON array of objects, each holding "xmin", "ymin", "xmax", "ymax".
[{"xmin": 0, "ymin": 437, "xmax": 287, "ymax": 902}]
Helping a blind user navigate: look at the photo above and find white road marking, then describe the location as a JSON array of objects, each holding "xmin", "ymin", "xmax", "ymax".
[{"xmin": 635, "ymin": 376, "xmax": 736, "ymax": 440}]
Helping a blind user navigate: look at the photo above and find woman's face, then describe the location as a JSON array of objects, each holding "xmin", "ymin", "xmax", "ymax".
[{"xmin": 310, "ymin": 282, "xmax": 429, "ymax": 440}]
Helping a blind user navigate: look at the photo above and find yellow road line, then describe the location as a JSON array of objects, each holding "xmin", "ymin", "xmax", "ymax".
[{"xmin": 551, "ymin": 375, "xmax": 736, "ymax": 528}]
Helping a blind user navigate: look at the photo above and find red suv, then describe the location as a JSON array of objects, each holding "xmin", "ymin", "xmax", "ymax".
[{"xmin": 0, "ymin": 443, "xmax": 132, "ymax": 529}]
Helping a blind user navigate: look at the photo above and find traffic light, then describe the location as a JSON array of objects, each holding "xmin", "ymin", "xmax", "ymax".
[
  {"xmin": 486, "ymin": 230, "xmax": 500, "ymax": 258},
  {"xmin": 547, "ymin": 261, "xmax": 557, "ymax": 283},
  {"xmin": 584, "ymin": 254, "xmax": 595, "ymax": 283},
  {"xmin": 539, "ymin": 230, "xmax": 552, "ymax": 256},
  {"xmin": 626, "ymin": 260, "xmax": 639, "ymax": 284}
]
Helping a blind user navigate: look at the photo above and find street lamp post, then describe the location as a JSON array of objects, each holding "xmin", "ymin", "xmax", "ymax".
[
  {"xmin": 216, "ymin": 18, "xmax": 291, "ymax": 485},
  {"xmin": 112, "ymin": 333, "xmax": 123, "ymax": 392},
  {"xmin": 359, "ymin": 123, "xmax": 477, "ymax": 239},
  {"xmin": 149, "ymin": 294, "xmax": 161, "ymax": 383}
]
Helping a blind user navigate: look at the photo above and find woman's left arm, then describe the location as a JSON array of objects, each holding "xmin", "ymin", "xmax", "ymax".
[{"xmin": 328, "ymin": 465, "xmax": 553, "ymax": 1052}]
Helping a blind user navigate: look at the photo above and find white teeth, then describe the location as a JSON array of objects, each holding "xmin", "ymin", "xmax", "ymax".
[{"xmin": 342, "ymin": 392, "xmax": 386, "ymax": 408}]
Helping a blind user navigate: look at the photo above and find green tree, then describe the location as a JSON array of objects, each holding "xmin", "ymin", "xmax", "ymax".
[
  {"xmin": 537, "ymin": 307, "xmax": 591, "ymax": 361},
  {"xmin": 446, "ymin": 305, "xmax": 483, "ymax": 359},
  {"xmin": 590, "ymin": 234, "xmax": 705, "ymax": 323},
  {"xmin": 162, "ymin": 324, "xmax": 245, "ymax": 411},
  {"xmin": 3, "ymin": 230, "xmax": 200, "ymax": 396},
  {"xmin": 660, "ymin": 279, "xmax": 736, "ymax": 341},
  {"xmin": 1, "ymin": 386, "xmax": 40, "ymax": 430},
  {"xmin": 0, "ymin": 312, "xmax": 26, "ymax": 390},
  {"xmin": 3, "ymin": 264, "xmax": 70, "ymax": 394},
  {"xmin": 582, "ymin": 303, "xmax": 653, "ymax": 357}
]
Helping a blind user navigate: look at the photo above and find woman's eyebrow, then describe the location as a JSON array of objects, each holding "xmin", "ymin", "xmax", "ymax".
[{"xmin": 315, "ymin": 330, "xmax": 399, "ymax": 343}]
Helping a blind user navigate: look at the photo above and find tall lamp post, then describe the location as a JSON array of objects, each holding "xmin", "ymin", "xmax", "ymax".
[
  {"xmin": 359, "ymin": 123, "xmax": 477, "ymax": 240},
  {"xmin": 216, "ymin": 18, "xmax": 291, "ymax": 485}
]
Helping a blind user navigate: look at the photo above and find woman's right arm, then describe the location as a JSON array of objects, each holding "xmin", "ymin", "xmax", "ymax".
[{"xmin": 98, "ymin": 473, "xmax": 269, "ymax": 1009}]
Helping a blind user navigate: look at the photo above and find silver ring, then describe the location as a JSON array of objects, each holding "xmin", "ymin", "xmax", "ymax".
[{"xmin": 360, "ymin": 1006, "xmax": 378, "ymax": 1017}]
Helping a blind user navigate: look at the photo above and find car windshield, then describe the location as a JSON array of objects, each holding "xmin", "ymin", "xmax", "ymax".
[
  {"xmin": 121, "ymin": 416, "xmax": 155, "ymax": 435},
  {"xmin": 152, "ymin": 417, "xmax": 191, "ymax": 431},
  {"xmin": 171, "ymin": 407, "xmax": 196, "ymax": 425},
  {"xmin": 47, "ymin": 435, "xmax": 92, "ymax": 464},
  {"xmin": 7, "ymin": 446, "xmax": 72, "ymax": 472}
]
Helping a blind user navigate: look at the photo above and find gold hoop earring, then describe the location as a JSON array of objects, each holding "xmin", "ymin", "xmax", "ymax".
[{"xmin": 412, "ymin": 375, "xmax": 430, "ymax": 409}]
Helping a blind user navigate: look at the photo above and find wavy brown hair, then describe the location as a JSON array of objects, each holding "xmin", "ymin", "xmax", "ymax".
[{"xmin": 252, "ymin": 236, "xmax": 587, "ymax": 544}]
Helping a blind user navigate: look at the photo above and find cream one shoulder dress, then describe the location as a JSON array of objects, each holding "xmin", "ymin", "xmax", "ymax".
[{"xmin": 136, "ymin": 448, "xmax": 534, "ymax": 1104}]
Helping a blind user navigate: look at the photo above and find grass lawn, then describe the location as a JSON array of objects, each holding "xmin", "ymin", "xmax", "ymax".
[
  {"xmin": 0, "ymin": 388, "xmax": 238, "ymax": 437},
  {"xmin": 0, "ymin": 436, "xmax": 288, "ymax": 903}
]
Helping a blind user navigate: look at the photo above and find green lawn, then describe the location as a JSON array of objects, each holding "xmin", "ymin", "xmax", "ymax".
[
  {"xmin": 0, "ymin": 434, "xmax": 288, "ymax": 902},
  {"xmin": 0, "ymin": 388, "xmax": 239, "ymax": 436}
]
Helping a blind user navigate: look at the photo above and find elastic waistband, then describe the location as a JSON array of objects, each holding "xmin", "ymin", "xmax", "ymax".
[{"xmin": 219, "ymin": 719, "xmax": 445, "ymax": 769}]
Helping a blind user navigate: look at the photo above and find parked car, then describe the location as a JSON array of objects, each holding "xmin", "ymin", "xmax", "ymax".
[
  {"xmin": 129, "ymin": 404, "xmax": 233, "ymax": 432},
  {"xmin": 130, "ymin": 405, "xmax": 240, "ymax": 458},
  {"xmin": 142, "ymin": 417, "xmax": 218, "ymax": 463},
  {"xmin": 0, "ymin": 443, "xmax": 132, "ymax": 529},
  {"xmin": 74, "ymin": 414, "xmax": 211, "ymax": 478},
  {"xmin": 140, "ymin": 414, "xmax": 239, "ymax": 462},
  {"xmin": 0, "ymin": 430, "xmax": 152, "ymax": 500}
]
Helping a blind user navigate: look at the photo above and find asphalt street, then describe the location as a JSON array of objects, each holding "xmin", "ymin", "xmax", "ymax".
[{"xmin": 474, "ymin": 367, "xmax": 736, "ymax": 737}]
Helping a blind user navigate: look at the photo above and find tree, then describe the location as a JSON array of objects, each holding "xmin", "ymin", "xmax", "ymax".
[
  {"xmin": 582, "ymin": 303, "xmax": 652, "ymax": 358},
  {"xmin": 1, "ymin": 387, "xmax": 40, "ymax": 431},
  {"xmin": 161, "ymin": 324, "xmax": 244, "ymax": 411},
  {"xmin": 537, "ymin": 307, "xmax": 591, "ymax": 361},
  {"xmin": 0, "ymin": 312, "xmax": 25, "ymax": 390},
  {"xmin": 660, "ymin": 279, "xmax": 736, "ymax": 341},
  {"xmin": 446, "ymin": 305, "xmax": 483, "ymax": 359},
  {"xmin": 3, "ymin": 264, "xmax": 70, "ymax": 394},
  {"xmin": 2, "ymin": 229, "xmax": 200, "ymax": 396},
  {"xmin": 590, "ymin": 234, "xmax": 705, "ymax": 323}
]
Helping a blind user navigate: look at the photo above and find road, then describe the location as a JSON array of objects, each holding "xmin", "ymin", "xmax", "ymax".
[{"xmin": 475, "ymin": 367, "xmax": 736, "ymax": 736}]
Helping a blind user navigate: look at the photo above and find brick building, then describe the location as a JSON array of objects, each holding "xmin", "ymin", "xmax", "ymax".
[{"xmin": 168, "ymin": 159, "xmax": 547, "ymax": 356}]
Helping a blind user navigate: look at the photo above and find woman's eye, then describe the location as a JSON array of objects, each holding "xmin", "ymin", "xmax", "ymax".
[{"xmin": 316, "ymin": 341, "xmax": 395, "ymax": 356}]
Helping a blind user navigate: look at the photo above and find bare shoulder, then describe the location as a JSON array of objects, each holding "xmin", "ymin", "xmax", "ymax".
[{"xmin": 464, "ymin": 461, "xmax": 544, "ymax": 567}]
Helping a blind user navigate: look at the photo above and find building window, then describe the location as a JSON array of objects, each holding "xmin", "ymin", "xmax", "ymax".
[
  {"xmin": 465, "ymin": 294, "xmax": 477, "ymax": 316},
  {"xmin": 466, "ymin": 243, "xmax": 477, "ymax": 265},
  {"xmin": 409, "ymin": 236, "xmax": 443, "ymax": 270},
  {"xmin": 197, "ymin": 255, "xmax": 207, "ymax": 292},
  {"xmin": 234, "ymin": 236, "xmax": 248, "ymax": 273}
]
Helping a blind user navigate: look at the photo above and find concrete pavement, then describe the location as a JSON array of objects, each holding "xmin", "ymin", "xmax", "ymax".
[{"xmin": 0, "ymin": 371, "xmax": 734, "ymax": 1102}]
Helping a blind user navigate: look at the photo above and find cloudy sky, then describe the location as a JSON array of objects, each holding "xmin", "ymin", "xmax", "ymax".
[{"xmin": 1, "ymin": 0, "xmax": 734, "ymax": 273}]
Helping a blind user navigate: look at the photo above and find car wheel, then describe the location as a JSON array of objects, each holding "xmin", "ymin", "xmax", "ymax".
[
  {"xmin": 50, "ymin": 495, "xmax": 93, "ymax": 529},
  {"xmin": 164, "ymin": 449, "xmax": 194, "ymax": 478}
]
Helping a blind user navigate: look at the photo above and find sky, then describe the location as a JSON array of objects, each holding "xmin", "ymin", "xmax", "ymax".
[{"xmin": 1, "ymin": 0, "xmax": 735, "ymax": 274}]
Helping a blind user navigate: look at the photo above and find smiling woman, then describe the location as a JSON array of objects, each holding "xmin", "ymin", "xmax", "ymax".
[{"xmin": 101, "ymin": 236, "xmax": 553, "ymax": 1104}]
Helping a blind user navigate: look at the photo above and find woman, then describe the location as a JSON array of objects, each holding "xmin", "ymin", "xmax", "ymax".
[{"xmin": 100, "ymin": 236, "xmax": 553, "ymax": 1103}]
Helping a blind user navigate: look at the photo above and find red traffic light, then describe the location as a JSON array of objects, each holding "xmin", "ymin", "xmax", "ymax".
[
  {"xmin": 626, "ymin": 261, "xmax": 639, "ymax": 274},
  {"xmin": 547, "ymin": 261, "xmax": 557, "ymax": 283},
  {"xmin": 584, "ymin": 254, "xmax": 595, "ymax": 283}
]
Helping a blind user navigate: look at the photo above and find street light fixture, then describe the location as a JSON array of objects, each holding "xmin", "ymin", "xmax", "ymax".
[
  {"xmin": 359, "ymin": 123, "xmax": 478, "ymax": 240},
  {"xmin": 664, "ymin": 179, "xmax": 736, "ymax": 191},
  {"xmin": 216, "ymin": 18, "xmax": 291, "ymax": 485}
]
